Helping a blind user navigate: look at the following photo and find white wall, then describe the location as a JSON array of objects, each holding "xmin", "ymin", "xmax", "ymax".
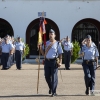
[{"xmin": 0, "ymin": 0, "xmax": 100, "ymax": 42}]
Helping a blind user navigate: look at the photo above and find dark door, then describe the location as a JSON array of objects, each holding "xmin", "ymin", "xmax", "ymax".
[
  {"xmin": 0, "ymin": 18, "xmax": 14, "ymax": 38},
  {"xmin": 72, "ymin": 22, "xmax": 99, "ymax": 48}
]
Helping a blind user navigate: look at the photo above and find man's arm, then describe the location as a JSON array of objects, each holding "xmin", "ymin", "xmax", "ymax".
[
  {"xmin": 60, "ymin": 38, "xmax": 65, "ymax": 43},
  {"xmin": 39, "ymin": 45, "xmax": 45, "ymax": 56},
  {"xmin": 82, "ymin": 39, "xmax": 87, "ymax": 45},
  {"xmin": 95, "ymin": 57, "xmax": 98, "ymax": 68},
  {"xmin": 58, "ymin": 54, "xmax": 62, "ymax": 64},
  {"xmin": 9, "ymin": 44, "xmax": 14, "ymax": 55}
]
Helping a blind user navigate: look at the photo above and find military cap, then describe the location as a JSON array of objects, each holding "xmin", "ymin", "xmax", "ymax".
[
  {"xmin": 86, "ymin": 35, "xmax": 92, "ymax": 39},
  {"xmin": 49, "ymin": 29, "xmax": 55, "ymax": 34},
  {"xmin": 66, "ymin": 36, "xmax": 69, "ymax": 38},
  {"xmin": 18, "ymin": 36, "xmax": 21, "ymax": 39},
  {"xmin": 4, "ymin": 38, "xmax": 8, "ymax": 40}
]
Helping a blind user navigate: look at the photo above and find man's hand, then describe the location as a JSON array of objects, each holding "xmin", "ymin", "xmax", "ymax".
[
  {"xmin": 71, "ymin": 52, "xmax": 73, "ymax": 55},
  {"xmin": 57, "ymin": 63, "xmax": 62, "ymax": 67}
]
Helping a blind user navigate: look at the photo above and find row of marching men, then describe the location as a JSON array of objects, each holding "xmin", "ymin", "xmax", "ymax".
[{"xmin": 0, "ymin": 35, "xmax": 25, "ymax": 70}]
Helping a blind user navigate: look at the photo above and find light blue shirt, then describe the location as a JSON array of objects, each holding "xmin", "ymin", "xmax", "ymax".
[
  {"xmin": 45, "ymin": 41, "xmax": 63, "ymax": 59},
  {"xmin": 82, "ymin": 44, "xmax": 99, "ymax": 60},
  {"xmin": 8, "ymin": 40, "xmax": 12, "ymax": 44},
  {"xmin": 15, "ymin": 42, "xmax": 25, "ymax": 50},
  {"xmin": 62, "ymin": 41, "xmax": 73, "ymax": 51},
  {"xmin": 2, "ymin": 43, "xmax": 13, "ymax": 53}
]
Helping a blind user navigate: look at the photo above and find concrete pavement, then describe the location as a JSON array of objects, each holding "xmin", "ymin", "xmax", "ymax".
[{"xmin": 0, "ymin": 63, "xmax": 100, "ymax": 100}]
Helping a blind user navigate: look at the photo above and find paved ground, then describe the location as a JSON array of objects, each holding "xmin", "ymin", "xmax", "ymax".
[{"xmin": 0, "ymin": 63, "xmax": 100, "ymax": 100}]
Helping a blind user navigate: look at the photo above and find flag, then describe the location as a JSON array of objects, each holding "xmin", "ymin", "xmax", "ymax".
[
  {"xmin": 42, "ymin": 18, "xmax": 47, "ymax": 45},
  {"xmin": 38, "ymin": 17, "xmax": 47, "ymax": 45}
]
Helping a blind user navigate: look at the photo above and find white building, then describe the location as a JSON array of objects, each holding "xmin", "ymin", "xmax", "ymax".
[{"xmin": 0, "ymin": 0, "xmax": 100, "ymax": 58}]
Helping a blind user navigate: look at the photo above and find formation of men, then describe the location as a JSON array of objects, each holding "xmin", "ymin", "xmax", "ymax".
[
  {"xmin": 0, "ymin": 35, "xmax": 25, "ymax": 70},
  {"xmin": 0, "ymin": 30, "xmax": 99, "ymax": 97}
]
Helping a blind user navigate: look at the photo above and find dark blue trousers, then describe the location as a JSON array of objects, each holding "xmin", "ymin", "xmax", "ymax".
[
  {"xmin": 1, "ymin": 53, "xmax": 9, "ymax": 69},
  {"xmin": 82, "ymin": 63, "xmax": 96, "ymax": 91},
  {"xmin": 7, "ymin": 54, "xmax": 13, "ymax": 67},
  {"xmin": 44, "ymin": 59, "xmax": 58, "ymax": 94},
  {"xmin": 64, "ymin": 50, "xmax": 71, "ymax": 69},
  {"xmin": 0, "ymin": 55, "xmax": 2, "ymax": 65},
  {"xmin": 15, "ymin": 50, "xmax": 23, "ymax": 69}
]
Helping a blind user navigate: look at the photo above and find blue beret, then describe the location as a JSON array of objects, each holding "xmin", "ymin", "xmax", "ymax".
[
  {"xmin": 6, "ymin": 34, "xmax": 9, "ymax": 37},
  {"xmin": 18, "ymin": 37, "xmax": 21, "ymax": 39},
  {"xmin": 66, "ymin": 36, "xmax": 69, "ymax": 38},
  {"xmin": 86, "ymin": 35, "xmax": 91, "ymax": 39},
  {"xmin": 49, "ymin": 29, "xmax": 55, "ymax": 34},
  {"xmin": 4, "ymin": 38, "xmax": 8, "ymax": 40}
]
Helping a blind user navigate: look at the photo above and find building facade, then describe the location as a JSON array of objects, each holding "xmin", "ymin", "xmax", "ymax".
[{"xmin": 0, "ymin": 0, "xmax": 100, "ymax": 58}]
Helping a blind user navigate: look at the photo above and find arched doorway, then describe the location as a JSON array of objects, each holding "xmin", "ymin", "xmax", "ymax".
[
  {"xmin": 26, "ymin": 18, "xmax": 60, "ymax": 58},
  {"xmin": 72, "ymin": 18, "xmax": 100, "ymax": 49},
  {"xmin": 0, "ymin": 18, "xmax": 14, "ymax": 38}
]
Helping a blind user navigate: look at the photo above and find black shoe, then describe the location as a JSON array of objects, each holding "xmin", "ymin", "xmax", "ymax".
[
  {"xmin": 1, "ymin": 68, "xmax": 8, "ymax": 70},
  {"xmin": 49, "ymin": 90, "xmax": 51, "ymax": 94},
  {"xmin": 66, "ymin": 68, "xmax": 70, "ymax": 70},
  {"xmin": 85, "ymin": 88, "xmax": 89, "ymax": 95},
  {"xmin": 17, "ymin": 68, "xmax": 21, "ymax": 70},
  {"xmin": 51, "ymin": 93, "xmax": 57, "ymax": 97}
]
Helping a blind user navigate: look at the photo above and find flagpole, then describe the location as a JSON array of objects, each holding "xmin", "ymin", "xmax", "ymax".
[
  {"xmin": 37, "ymin": 45, "xmax": 41, "ymax": 94},
  {"xmin": 60, "ymin": 69, "xmax": 63, "ymax": 82},
  {"xmin": 37, "ymin": 11, "xmax": 46, "ymax": 94}
]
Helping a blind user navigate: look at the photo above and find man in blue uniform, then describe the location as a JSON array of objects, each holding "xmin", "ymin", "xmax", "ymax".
[
  {"xmin": 80, "ymin": 35, "xmax": 99, "ymax": 95},
  {"xmin": 60, "ymin": 36, "xmax": 73, "ymax": 70},
  {"xmin": 15, "ymin": 37, "xmax": 25, "ymax": 70},
  {"xmin": 1, "ymin": 38, "xmax": 13, "ymax": 70},
  {"xmin": 40, "ymin": 29, "xmax": 63, "ymax": 97}
]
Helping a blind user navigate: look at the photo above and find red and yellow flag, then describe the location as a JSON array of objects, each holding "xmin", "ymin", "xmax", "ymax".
[{"xmin": 38, "ymin": 17, "xmax": 47, "ymax": 45}]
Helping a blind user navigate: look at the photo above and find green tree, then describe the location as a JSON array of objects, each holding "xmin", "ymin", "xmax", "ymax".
[
  {"xmin": 71, "ymin": 41, "xmax": 80, "ymax": 63},
  {"xmin": 22, "ymin": 44, "xmax": 30, "ymax": 60}
]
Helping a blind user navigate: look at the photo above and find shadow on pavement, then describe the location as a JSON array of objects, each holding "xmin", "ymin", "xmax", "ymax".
[{"xmin": 0, "ymin": 94, "xmax": 87, "ymax": 98}]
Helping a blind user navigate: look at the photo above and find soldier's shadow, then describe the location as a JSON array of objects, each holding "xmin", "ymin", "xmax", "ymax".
[{"xmin": 0, "ymin": 94, "xmax": 86, "ymax": 98}]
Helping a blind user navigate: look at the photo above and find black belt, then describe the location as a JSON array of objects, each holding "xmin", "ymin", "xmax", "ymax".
[
  {"xmin": 16, "ymin": 50, "xmax": 23, "ymax": 51},
  {"xmin": 45, "ymin": 58, "xmax": 56, "ymax": 61},
  {"xmin": 2, "ymin": 52, "xmax": 9, "ymax": 54},
  {"xmin": 83, "ymin": 59, "xmax": 96, "ymax": 64},
  {"xmin": 84, "ymin": 59, "xmax": 96, "ymax": 62},
  {"xmin": 64, "ymin": 50, "xmax": 71, "ymax": 52}
]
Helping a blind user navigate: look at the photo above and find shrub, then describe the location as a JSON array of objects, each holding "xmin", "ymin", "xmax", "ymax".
[
  {"xmin": 22, "ymin": 44, "xmax": 30, "ymax": 60},
  {"xmin": 71, "ymin": 41, "xmax": 80, "ymax": 63}
]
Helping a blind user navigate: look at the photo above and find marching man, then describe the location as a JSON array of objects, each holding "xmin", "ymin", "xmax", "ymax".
[{"xmin": 40, "ymin": 29, "xmax": 63, "ymax": 97}]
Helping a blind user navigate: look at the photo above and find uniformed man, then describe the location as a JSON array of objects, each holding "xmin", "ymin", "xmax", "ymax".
[
  {"xmin": 15, "ymin": 37, "xmax": 25, "ymax": 70},
  {"xmin": 12, "ymin": 37, "xmax": 16, "ymax": 64},
  {"xmin": 80, "ymin": 35, "xmax": 99, "ymax": 95},
  {"xmin": 40, "ymin": 29, "xmax": 63, "ymax": 97},
  {"xmin": 1, "ymin": 38, "xmax": 13, "ymax": 70},
  {"xmin": 60, "ymin": 36, "xmax": 73, "ymax": 70},
  {"xmin": 7, "ymin": 42, "xmax": 15, "ymax": 68}
]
